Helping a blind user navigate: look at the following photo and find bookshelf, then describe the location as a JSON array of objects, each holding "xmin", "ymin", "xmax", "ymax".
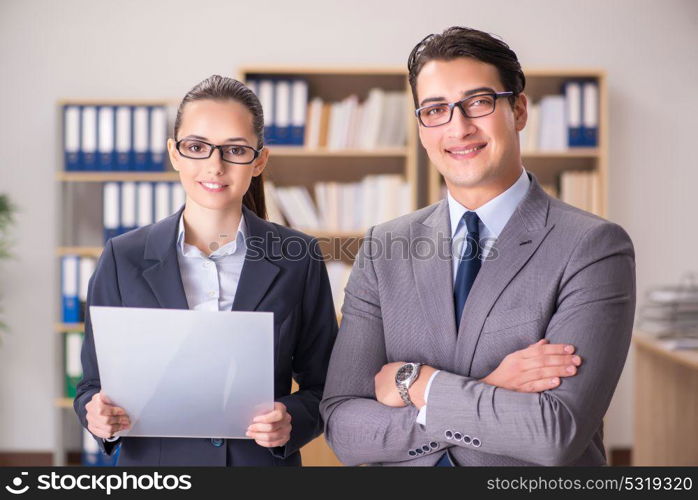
[
  {"xmin": 54, "ymin": 98, "xmax": 176, "ymax": 466},
  {"xmin": 239, "ymin": 66, "xmax": 419, "ymax": 265},
  {"xmin": 427, "ymin": 69, "xmax": 608, "ymax": 218}
]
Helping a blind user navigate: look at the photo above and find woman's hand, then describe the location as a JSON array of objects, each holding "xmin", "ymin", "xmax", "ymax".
[
  {"xmin": 480, "ymin": 339, "xmax": 582, "ymax": 392},
  {"xmin": 85, "ymin": 391, "xmax": 131, "ymax": 439},
  {"xmin": 246, "ymin": 402, "xmax": 292, "ymax": 448}
]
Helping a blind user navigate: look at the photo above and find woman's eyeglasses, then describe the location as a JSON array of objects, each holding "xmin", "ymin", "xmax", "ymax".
[{"xmin": 175, "ymin": 138, "xmax": 262, "ymax": 165}]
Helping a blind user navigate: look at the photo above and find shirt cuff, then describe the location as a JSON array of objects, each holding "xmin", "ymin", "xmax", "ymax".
[
  {"xmin": 415, "ymin": 370, "xmax": 440, "ymax": 426},
  {"xmin": 104, "ymin": 435, "xmax": 120, "ymax": 442}
]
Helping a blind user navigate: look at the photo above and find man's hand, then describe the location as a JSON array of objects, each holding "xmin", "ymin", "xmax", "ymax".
[
  {"xmin": 480, "ymin": 339, "xmax": 582, "ymax": 392},
  {"xmin": 246, "ymin": 402, "xmax": 292, "ymax": 448},
  {"xmin": 85, "ymin": 391, "xmax": 131, "ymax": 439},
  {"xmin": 375, "ymin": 362, "xmax": 437, "ymax": 409}
]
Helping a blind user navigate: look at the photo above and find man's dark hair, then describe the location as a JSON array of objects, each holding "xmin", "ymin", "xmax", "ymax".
[{"xmin": 407, "ymin": 26, "xmax": 526, "ymax": 108}]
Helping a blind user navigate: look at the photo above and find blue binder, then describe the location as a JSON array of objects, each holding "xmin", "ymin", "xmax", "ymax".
[
  {"xmin": 61, "ymin": 256, "xmax": 80, "ymax": 323},
  {"xmin": 258, "ymin": 79, "xmax": 276, "ymax": 145},
  {"xmin": 103, "ymin": 182, "xmax": 121, "ymax": 242},
  {"xmin": 291, "ymin": 79, "xmax": 308, "ymax": 146},
  {"xmin": 149, "ymin": 106, "xmax": 167, "ymax": 171},
  {"xmin": 132, "ymin": 106, "xmax": 150, "ymax": 171},
  {"xmin": 63, "ymin": 105, "xmax": 81, "ymax": 171},
  {"xmin": 115, "ymin": 106, "xmax": 132, "ymax": 171},
  {"xmin": 274, "ymin": 80, "xmax": 292, "ymax": 145},
  {"xmin": 581, "ymin": 81, "xmax": 599, "ymax": 147},
  {"xmin": 97, "ymin": 106, "xmax": 116, "ymax": 171},
  {"xmin": 564, "ymin": 81, "xmax": 584, "ymax": 147},
  {"xmin": 81, "ymin": 106, "xmax": 98, "ymax": 171}
]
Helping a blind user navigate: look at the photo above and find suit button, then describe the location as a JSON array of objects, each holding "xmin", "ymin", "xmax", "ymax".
[
  {"xmin": 453, "ymin": 432, "xmax": 463, "ymax": 441},
  {"xmin": 416, "ymin": 448, "xmax": 424, "ymax": 454},
  {"xmin": 430, "ymin": 442, "xmax": 439, "ymax": 449},
  {"xmin": 422, "ymin": 445, "xmax": 431, "ymax": 452},
  {"xmin": 472, "ymin": 438, "xmax": 481, "ymax": 448},
  {"xmin": 210, "ymin": 438, "xmax": 224, "ymax": 447},
  {"xmin": 409, "ymin": 450, "xmax": 417, "ymax": 456},
  {"xmin": 445, "ymin": 430, "xmax": 453, "ymax": 439},
  {"xmin": 463, "ymin": 435, "xmax": 472, "ymax": 445}
]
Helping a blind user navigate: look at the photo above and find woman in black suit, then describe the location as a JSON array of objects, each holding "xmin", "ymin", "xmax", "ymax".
[{"xmin": 75, "ymin": 75, "xmax": 338, "ymax": 466}]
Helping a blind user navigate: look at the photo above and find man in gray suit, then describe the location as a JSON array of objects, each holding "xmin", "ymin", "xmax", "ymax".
[{"xmin": 320, "ymin": 27, "xmax": 635, "ymax": 466}]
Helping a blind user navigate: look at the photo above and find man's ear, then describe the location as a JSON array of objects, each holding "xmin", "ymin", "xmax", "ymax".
[
  {"xmin": 167, "ymin": 138, "xmax": 180, "ymax": 172},
  {"xmin": 513, "ymin": 93, "xmax": 528, "ymax": 132},
  {"xmin": 251, "ymin": 147, "xmax": 269, "ymax": 177}
]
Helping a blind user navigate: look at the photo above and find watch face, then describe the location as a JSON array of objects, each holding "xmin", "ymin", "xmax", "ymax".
[{"xmin": 396, "ymin": 364, "xmax": 414, "ymax": 383}]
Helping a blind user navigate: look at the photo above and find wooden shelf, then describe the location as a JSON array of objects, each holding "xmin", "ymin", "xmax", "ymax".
[
  {"xmin": 55, "ymin": 323, "xmax": 84, "ymax": 333},
  {"xmin": 56, "ymin": 246, "xmax": 103, "ymax": 257},
  {"xmin": 58, "ymin": 98, "xmax": 177, "ymax": 106},
  {"xmin": 268, "ymin": 147, "xmax": 408, "ymax": 157},
  {"xmin": 305, "ymin": 230, "xmax": 365, "ymax": 239},
  {"xmin": 521, "ymin": 148, "xmax": 600, "ymax": 158},
  {"xmin": 240, "ymin": 66, "xmax": 405, "ymax": 76},
  {"xmin": 56, "ymin": 171, "xmax": 179, "ymax": 182},
  {"xmin": 55, "ymin": 398, "xmax": 74, "ymax": 409}
]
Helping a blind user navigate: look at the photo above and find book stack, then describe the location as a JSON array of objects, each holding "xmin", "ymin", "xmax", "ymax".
[
  {"xmin": 638, "ymin": 276, "xmax": 698, "ymax": 349},
  {"xmin": 559, "ymin": 170, "xmax": 600, "ymax": 213},
  {"xmin": 102, "ymin": 181, "xmax": 185, "ymax": 243},
  {"xmin": 520, "ymin": 80, "xmax": 599, "ymax": 152},
  {"xmin": 63, "ymin": 104, "xmax": 171, "ymax": 171},
  {"xmin": 304, "ymin": 89, "xmax": 407, "ymax": 150},
  {"xmin": 265, "ymin": 175, "xmax": 411, "ymax": 232}
]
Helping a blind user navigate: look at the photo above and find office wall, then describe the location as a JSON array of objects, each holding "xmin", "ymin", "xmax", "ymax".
[{"xmin": 0, "ymin": 0, "xmax": 696, "ymax": 453}]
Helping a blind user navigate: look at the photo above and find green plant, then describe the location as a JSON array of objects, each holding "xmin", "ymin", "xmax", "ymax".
[{"xmin": 0, "ymin": 193, "xmax": 16, "ymax": 334}]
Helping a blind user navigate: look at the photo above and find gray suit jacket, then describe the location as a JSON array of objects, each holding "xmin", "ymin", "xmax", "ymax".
[{"xmin": 320, "ymin": 173, "xmax": 636, "ymax": 466}]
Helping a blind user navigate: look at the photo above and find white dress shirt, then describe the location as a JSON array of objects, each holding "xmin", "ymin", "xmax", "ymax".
[
  {"xmin": 416, "ymin": 168, "xmax": 530, "ymax": 426},
  {"xmin": 176, "ymin": 214, "xmax": 247, "ymax": 311}
]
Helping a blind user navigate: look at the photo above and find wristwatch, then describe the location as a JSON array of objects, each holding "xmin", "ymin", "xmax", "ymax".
[{"xmin": 395, "ymin": 362, "xmax": 423, "ymax": 406}]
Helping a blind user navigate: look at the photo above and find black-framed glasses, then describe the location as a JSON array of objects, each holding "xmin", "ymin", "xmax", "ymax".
[
  {"xmin": 415, "ymin": 91, "xmax": 514, "ymax": 127},
  {"xmin": 175, "ymin": 138, "xmax": 262, "ymax": 165}
]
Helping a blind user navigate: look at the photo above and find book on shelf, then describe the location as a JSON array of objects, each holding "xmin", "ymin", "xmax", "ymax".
[
  {"xmin": 267, "ymin": 175, "xmax": 411, "ymax": 233},
  {"xmin": 246, "ymin": 76, "xmax": 406, "ymax": 150},
  {"xmin": 103, "ymin": 181, "xmax": 185, "ymax": 243},
  {"xmin": 309, "ymin": 89, "xmax": 407, "ymax": 151},
  {"xmin": 559, "ymin": 170, "xmax": 600, "ymax": 213},
  {"xmin": 63, "ymin": 103, "xmax": 171, "ymax": 172},
  {"xmin": 518, "ymin": 79, "xmax": 599, "ymax": 152}
]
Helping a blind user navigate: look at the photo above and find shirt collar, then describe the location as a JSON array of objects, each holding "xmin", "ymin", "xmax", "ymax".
[
  {"xmin": 447, "ymin": 168, "xmax": 530, "ymax": 238},
  {"xmin": 177, "ymin": 213, "xmax": 247, "ymax": 259}
]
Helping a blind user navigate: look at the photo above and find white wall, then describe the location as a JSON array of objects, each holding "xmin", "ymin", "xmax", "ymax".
[{"xmin": 1, "ymin": 0, "xmax": 696, "ymax": 452}]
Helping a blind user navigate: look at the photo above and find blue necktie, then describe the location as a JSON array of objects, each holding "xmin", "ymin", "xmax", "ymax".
[{"xmin": 454, "ymin": 211, "xmax": 481, "ymax": 330}]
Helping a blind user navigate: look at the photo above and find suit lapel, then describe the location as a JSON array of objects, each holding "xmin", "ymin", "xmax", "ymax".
[
  {"xmin": 142, "ymin": 208, "xmax": 190, "ymax": 310},
  {"xmin": 141, "ymin": 205, "xmax": 281, "ymax": 312},
  {"xmin": 231, "ymin": 206, "xmax": 280, "ymax": 312},
  {"xmin": 454, "ymin": 176, "xmax": 555, "ymax": 376},
  {"xmin": 411, "ymin": 199, "xmax": 458, "ymax": 364}
]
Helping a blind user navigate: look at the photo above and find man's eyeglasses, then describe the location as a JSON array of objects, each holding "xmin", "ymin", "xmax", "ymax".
[
  {"xmin": 415, "ymin": 91, "xmax": 514, "ymax": 127},
  {"xmin": 175, "ymin": 138, "xmax": 262, "ymax": 165}
]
